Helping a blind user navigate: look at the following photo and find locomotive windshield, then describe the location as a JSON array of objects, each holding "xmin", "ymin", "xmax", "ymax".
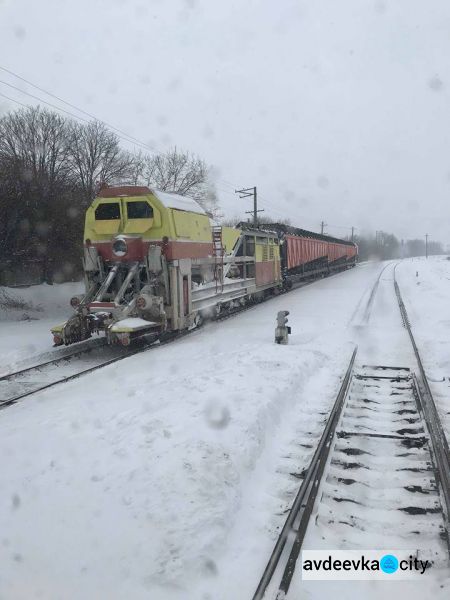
[
  {"xmin": 95, "ymin": 202, "xmax": 120, "ymax": 220},
  {"xmin": 127, "ymin": 201, "xmax": 153, "ymax": 219}
]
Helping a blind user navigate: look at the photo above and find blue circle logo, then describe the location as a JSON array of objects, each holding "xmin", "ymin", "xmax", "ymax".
[{"xmin": 380, "ymin": 554, "xmax": 399, "ymax": 574}]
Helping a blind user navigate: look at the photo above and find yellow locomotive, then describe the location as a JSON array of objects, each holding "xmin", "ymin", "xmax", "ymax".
[{"xmin": 51, "ymin": 186, "xmax": 282, "ymax": 345}]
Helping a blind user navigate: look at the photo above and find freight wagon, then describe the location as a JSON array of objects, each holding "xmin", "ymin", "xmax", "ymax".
[{"xmin": 256, "ymin": 223, "xmax": 357, "ymax": 285}]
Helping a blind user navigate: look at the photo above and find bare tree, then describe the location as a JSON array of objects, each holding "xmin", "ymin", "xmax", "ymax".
[
  {"xmin": 128, "ymin": 149, "xmax": 146, "ymax": 186},
  {"xmin": 0, "ymin": 106, "xmax": 72, "ymax": 273},
  {"xmin": 0, "ymin": 105, "xmax": 70, "ymax": 190},
  {"xmin": 67, "ymin": 121, "xmax": 133, "ymax": 205},
  {"xmin": 138, "ymin": 148, "xmax": 222, "ymax": 219}
]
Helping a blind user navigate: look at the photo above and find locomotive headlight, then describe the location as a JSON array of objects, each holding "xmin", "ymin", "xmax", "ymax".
[{"xmin": 112, "ymin": 237, "xmax": 127, "ymax": 257}]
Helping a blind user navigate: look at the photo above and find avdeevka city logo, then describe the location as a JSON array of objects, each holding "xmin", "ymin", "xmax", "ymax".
[
  {"xmin": 380, "ymin": 554, "xmax": 399, "ymax": 574},
  {"xmin": 301, "ymin": 550, "xmax": 430, "ymax": 579}
]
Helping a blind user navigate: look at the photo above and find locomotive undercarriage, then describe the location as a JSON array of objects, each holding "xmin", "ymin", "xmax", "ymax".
[
  {"xmin": 52, "ymin": 239, "xmax": 275, "ymax": 346},
  {"xmin": 52, "ymin": 244, "xmax": 172, "ymax": 346}
]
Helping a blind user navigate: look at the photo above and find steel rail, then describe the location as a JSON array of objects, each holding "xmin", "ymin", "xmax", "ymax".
[
  {"xmin": 0, "ymin": 337, "xmax": 158, "ymax": 408},
  {"xmin": 394, "ymin": 268, "xmax": 450, "ymax": 551},
  {"xmin": 0, "ymin": 337, "xmax": 108, "ymax": 382},
  {"xmin": 251, "ymin": 346, "xmax": 357, "ymax": 600}
]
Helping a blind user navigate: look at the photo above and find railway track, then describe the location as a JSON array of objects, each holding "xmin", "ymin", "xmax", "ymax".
[
  {"xmin": 0, "ymin": 296, "xmax": 286, "ymax": 408},
  {"xmin": 0, "ymin": 337, "xmax": 156, "ymax": 408},
  {"xmin": 0, "ymin": 265, "xmax": 350, "ymax": 409},
  {"xmin": 252, "ymin": 265, "xmax": 450, "ymax": 599}
]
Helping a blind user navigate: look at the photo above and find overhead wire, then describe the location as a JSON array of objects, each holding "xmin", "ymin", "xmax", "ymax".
[
  {"xmin": 0, "ymin": 64, "xmax": 157, "ymax": 150},
  {"xmin": 0, "ymin": 90, "xmax": 30, "ymax": 110},
  {"xmin": 0, "ymin": 65, "xmax": 245, "ymax": 192},
  {"xmin": 0, "ymin": 65, "xmax": 354, "ymax": 236},
  {"xmin": 0, "ymin": 78, "xmax": 162, "ymax": 153}
]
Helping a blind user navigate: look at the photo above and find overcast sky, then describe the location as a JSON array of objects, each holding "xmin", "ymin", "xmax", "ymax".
[{"xmin": 1, "ymin": 0, "xmax": 449, "ymax": 244}]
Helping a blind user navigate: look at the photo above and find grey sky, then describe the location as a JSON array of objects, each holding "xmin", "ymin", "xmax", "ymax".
[{"xmin": 1, "ymin": 0, "xmax": 449, "ymax": 244}]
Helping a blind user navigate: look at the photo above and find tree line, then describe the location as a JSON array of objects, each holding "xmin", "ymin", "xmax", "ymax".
[
  {"xmin": 352, "ymin": 232, "xmax": 444, "ymax": 261},
  {"xmin": 0, "ymin": 105, "xmax": 445, "ymax": 286},
  {"xmin": 0, "ymin": 105, "xmax": 219, "ymax": 283}
]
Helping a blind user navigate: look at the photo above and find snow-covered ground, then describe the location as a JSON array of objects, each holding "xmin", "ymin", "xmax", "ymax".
[
  {"xmin": 396, "ymin": 257, "xmax": 450, "ymax": 441},
  {"xmin": 0, "ymin": 260, "xmax": 448, "ymax": 600},
  {"xmin": 0, "ymin": 282, "xmax": 84, "ymax": 368}
]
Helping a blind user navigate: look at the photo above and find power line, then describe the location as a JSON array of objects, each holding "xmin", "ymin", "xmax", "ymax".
[
  {"xmin": 0, "ymin": 65, "xmax": 248, "ymax": 196},
  {"xmin": 0, "ymin": 78, "xmax": 163, "ymax": 153},
  {"xmin": 0, "ymin": 90, "xmax": 30, "ymax": 110},
  {"xmin": 0, "ymin": 66, "xmax": 101, "ymax": 122},
  {"xmin": 0, "ymin": 79, "xmax": 91, "ymax": 123},
  {"xmin": 254, "ymin": 194, "xmax": 347, "ymax": 231},
  {"xmin": 0, "ymin": 65, "xmax": 161, "ymax": 152}
]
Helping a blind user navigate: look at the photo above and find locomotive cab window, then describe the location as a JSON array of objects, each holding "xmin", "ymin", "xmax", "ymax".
[
  {"xmin": 244, "ymin": 236, "xmax": 255, "ymax": 256},
  {"xmin": 127, "ymin": 201, "xmax": 153, "ymax": 219},
  {"xmin": 95, "ymin": 202, "xmax": 120, "ymax": 220}
]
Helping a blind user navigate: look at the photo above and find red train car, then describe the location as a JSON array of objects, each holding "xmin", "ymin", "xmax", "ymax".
[
  {"xmin": 257, "ymin": 223, "xmax": 357, "ymax": 280},
  {"xmin": 285, "ymin": 235, "xmax": 357, "ymax": 269}
]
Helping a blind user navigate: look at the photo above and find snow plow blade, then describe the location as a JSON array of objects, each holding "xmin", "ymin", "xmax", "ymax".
[{"xmin": 107, "ymin": 318, "xmax": 161, "ymax": 346}]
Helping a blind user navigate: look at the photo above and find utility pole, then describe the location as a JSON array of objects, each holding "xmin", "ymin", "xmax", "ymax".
[
  {"xmin": 351, "ymin": 226, "xmax": 355, "ymax": 242},
  {"xmin": 235, "ymin": 186, "xmax": 263, "ymax": 227},
  {"xmin": 425, "ymin": 233, "xmax": 429, "ymax": 259},
  {"xmin": 320, "ymin": 221, "xmax": 327, "ymax": 235}
]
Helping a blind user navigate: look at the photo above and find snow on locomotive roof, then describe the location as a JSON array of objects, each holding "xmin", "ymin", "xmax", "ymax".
[
  {"xmin": 97, "ymin": 185, "xmax": 206, "ymax": 215},
  {"xmin": 152, "ymin": 189, "xmax": 206, "ymax": 215}
]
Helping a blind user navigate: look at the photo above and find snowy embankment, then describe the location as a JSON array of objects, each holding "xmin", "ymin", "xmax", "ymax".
[
  {"xmin": 0, "ymin": 281, "xmax": 84, "ymax": 367},
  {"xmin": 396, "ymin": 256, "xmax": 450, "ymax": 441},
  {"xmin": 0, "ymin": 263, "xmax": 384, "ymax": 600}
]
